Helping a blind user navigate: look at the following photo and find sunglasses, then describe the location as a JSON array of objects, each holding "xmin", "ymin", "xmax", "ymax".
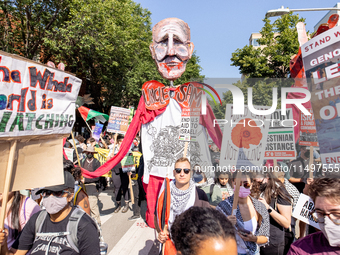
[
  {"xmin": 174, "ymin": 168, "xmax": 191, "ymax": 174},
  {"xmin": 42, "ymin": 190, "xmax": 70, "ymax": 198},
  {"xmin": 235, "ymin": 181, "xmax": 251, "ymax": 189}
]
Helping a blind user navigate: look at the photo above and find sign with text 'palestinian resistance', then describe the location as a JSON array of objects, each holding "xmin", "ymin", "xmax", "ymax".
[{"xmin": 0, "ymin": 51, "xmax": 82, "ymax": 137}]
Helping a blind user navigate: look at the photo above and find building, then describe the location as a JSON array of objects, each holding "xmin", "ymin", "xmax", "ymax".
[
  {"xmin": 314, "ymin": 2, "xmax": 340, "ymax": 31},
  {"xmin": 249, "ymin": 32, "xmax": 280, "ymax": 49}
]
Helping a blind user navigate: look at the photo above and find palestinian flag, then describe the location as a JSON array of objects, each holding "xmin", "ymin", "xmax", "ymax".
[
  {"xmin": 155, "ymin": 178, "xmax": 177, "ymax": 255},
  {"xmin": 78, "ymin": 106, "xmax": 109, "ymax": 123}
]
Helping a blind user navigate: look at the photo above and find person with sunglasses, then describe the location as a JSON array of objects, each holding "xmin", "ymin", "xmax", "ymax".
[
  {"xmin": 157, "ymin": 157, "xmax": 210, "ymax": 247},
  {"xmin": 0, "ymin": 171, "xmax": 100, "ymax": 255},
  {"xmin": 252, "ymin": 172, "xmax": 292, "ymax": 255},
  {"xmin": 217, "ymin": 171, "xmax": 269, "ymax": 255},
  {"xmin": 288, "ymin": 177, "xmax": 340, "ymax": 255}
]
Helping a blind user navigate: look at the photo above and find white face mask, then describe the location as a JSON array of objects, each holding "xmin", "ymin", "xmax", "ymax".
[
  {"xmin": 319, "ymin": 216, "xmax": 340, "ymax": 247},
  {"xmin": 42, "ymin": 196, "xmax": 69, "ymax": 215}
]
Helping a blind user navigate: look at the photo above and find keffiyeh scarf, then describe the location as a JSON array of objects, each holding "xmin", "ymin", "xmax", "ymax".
[{"xmin": 170, "ymin": 179, "xmax": 195, "ymax": 220}]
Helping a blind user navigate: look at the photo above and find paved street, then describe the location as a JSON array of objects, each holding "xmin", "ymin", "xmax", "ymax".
[{"xmin": 98, "ymin": 186, "xmax": 160, "ymax": 255}]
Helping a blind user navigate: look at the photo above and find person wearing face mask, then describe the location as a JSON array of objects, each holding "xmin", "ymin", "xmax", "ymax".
[
  {"xmin": 252, "ymin": 172, "xmax": 292, "ymax": 255},
  {"xmin": 287, "ymin": 177, "xmax": 340, "ymax": 255},
  {"xmin": 217, "ymin": 172, "xmax": 269, "ymax": 255},
  {"xmin": 80, "ymin": 146, "xmax": 101, "ymax": 225},
  {"xmin": 0, "ymin": 171, "xmax": 100, "ymax": 255}
]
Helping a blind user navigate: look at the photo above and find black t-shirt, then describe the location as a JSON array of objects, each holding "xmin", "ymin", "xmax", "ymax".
[
  {"xmin": 12, "ymin": 207, "xmax": 100, "ymax": 255},
  {"xmin": 267, "ymin": 186, "xmax": 291, "ymax": 246}
]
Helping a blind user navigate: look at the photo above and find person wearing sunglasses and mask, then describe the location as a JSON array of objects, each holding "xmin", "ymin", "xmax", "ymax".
[
  {"xmin": 157, "ymin": 158, "xmax": 210, "ymax": 248},
  {"xmin": 217, "ymin": 172, "xmax": 269, "ymax": 255},
  {"xmin": 288, "ymin": 177, "xmax": 340, "ymax": 255},
  {"xmin": 253, "ymin": 172, "xmax": 292, "ymax": 255},
  {"xmin": 0, "ymin": 171, "xmax": 100, "ymax": 255}
]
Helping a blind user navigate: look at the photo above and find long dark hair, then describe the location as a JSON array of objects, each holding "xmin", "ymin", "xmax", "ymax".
[
  {"xmin": 8, "ymin": 191, "xmax": 24, "ymax": 239},
  {"xmin": 259, "ymin": 172, "xmax": 291, "ymax": 205}
]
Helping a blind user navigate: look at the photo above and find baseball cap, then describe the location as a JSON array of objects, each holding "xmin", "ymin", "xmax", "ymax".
[{"xmin": 36, "ymin": 171, "xmax": 75, "ymax": 194}]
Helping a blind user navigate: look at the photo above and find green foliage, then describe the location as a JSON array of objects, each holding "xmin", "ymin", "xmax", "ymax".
[
  {"xmin": 0, "ymin": 0, "xmax": 204, "ymax": 114},
  {"xmin": 231, "ymin": 13, "xmax": 305, "ymax": 78}
]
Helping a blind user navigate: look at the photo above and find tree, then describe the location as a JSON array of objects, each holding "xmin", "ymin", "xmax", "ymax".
[{"xmin": 231, "ymin": 13, "xmax": 305, "ymax": 78}]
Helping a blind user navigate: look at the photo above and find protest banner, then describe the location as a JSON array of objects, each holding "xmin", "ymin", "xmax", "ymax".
[
  {"xmin": 220, "ymin": 105, "xmax": 271, "ymax": 170},
  {"xmin": 93, "ymin": 123, "xmax": 104, "ymax": 141},
  {"xmin": 121, "ymin": 154, "xmax": 135, "ymax": 173},
  {"xmin": 107, "ymin": 106, "xmax": 130, "ymax": 134},
  {"xmin": 64, "ymin": 148, "xmax": 74, "ymax": 161},
  {"xmin": 0, "ymin": 51, "xmax": 81, "ymax": 230},
  {"xmin": 299, "ymin": 108, "xmax": 319, "ymax": 147},
  {"xmin": 264, "ymin": 109, "xmax": 296, "ymax": 159},
  {"xmin": 292, "ymin": 193, "xmax": 320, "ymax": 230},
  {"xmin": 301, "ymin": 25, "xmax": 340, "ymax": 167}
]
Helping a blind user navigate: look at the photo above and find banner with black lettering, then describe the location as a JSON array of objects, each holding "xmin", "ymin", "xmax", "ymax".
[
  {"xmin": 264, "ymin": 109, "xmax": 296, "ymax": 159},
  {"xmin": 0, "ymin": 51, "xmax": 82, "ymax": 137},
  {"xmin": 301, "ymin": 26, "xmax": 340, "ymax": 167},
  {"xmin": 292, "ymin": 194, "xmax": 320, "ymax": 230}
]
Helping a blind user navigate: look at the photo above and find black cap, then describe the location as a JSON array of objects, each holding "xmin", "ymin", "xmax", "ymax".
[{"xmin": 36, "ymin": 171, "xmax": 75, "ymax": 194}]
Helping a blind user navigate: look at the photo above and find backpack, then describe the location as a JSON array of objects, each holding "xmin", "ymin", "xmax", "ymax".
[{"xmin": 34, "ymin": 206, "xmax": 101, "ymax": 253}]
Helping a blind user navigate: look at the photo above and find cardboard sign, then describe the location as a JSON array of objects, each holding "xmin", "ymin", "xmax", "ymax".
[
  {"xmin": 121, "ymin": 155, "xmax": 135, "ymax": 173},
  {"xmin": 93, "ymin": 123, "xmax": 103, "ymax": 141},
  {"xmin": 220, "ymin": 105, "xmax": 271, "ymax": 170},
  {"xmin": 264, "ymin": 109, "xmax": 296, "ymax": 159},
  {"xmin": 0, "ymin": 137, "xmax": 64, "ymax": 192},
  {"xmin": 292, "ymin": 193, "xmax": 320, "ymax": 230},
  {"xmin": 107, "ymin": 106, "xmax": 130, "ymax": 134},
  {"xmin": 64, "ymin": 148, "xmax": 74, "ymax": 161},
  {"xmin": 0, "ymin": 51, "xmax": 82, "ymax": 138},
  {"xmin": 301, "ymin": 26, "xmax": 340, "ymax": 167},
  {"xmin": 299, "ymin": 109, "xmax": 319, "ymax": 147}
]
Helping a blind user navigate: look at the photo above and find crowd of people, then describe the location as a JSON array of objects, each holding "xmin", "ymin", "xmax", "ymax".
[{"xmin": 0, "ymin": 133, "xmax": 339, "ymax": 255}]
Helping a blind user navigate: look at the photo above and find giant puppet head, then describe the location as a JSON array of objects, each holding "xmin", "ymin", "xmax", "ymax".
[{"xmin": 149, "ymin": 18, "xmax": 195, "ymax": 81}]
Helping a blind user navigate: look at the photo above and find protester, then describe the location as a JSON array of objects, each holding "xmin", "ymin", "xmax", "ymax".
[
  {"xmin": 217, "ymin": 171, "xmax": 269, "ymax": 255},
  {"xmin": 215, "ymin": 171, "xmax": 234, "ymax": 201},
  {"xmin": 0, "ymin": 191, "xmax": 40, "ymax": 251},
  {"xmin": 210, "ymin": 143, "xmax": 220, "ymax": 169},
  {"xmin": 288, "ymin": 177, "xmax": 340, "ymax": 254},
  {"xmin": 171, "ymin": 207, "xmax": 237, "ymax": 255},
  {"xmin": 157, "ymin": 158, "xmax": 210, "ymax": 246},
  {"xmin": 109, "ymin": 135, "xmax": 130, "ymax": 214},
  {"xmin": 0, "ymin": 171, "xmax": 100, "ymax": 255},
  {"xmin": 252, "ymin": 172, "xmax": 292, "ymax": 255},
  {"xmin": 87, "ymin": 137, "xmax": 97, "ymax": 148},
  {"xmin": 81, "ymin": 146, "xmax": 102, "ymax": 225},
  {"xmin": 193, "ymin": 165, "xmax": 222, "ymax": 207},
  {"xmin": 76, "ymin": 135, "xmax": 87, "ymax": 151}
]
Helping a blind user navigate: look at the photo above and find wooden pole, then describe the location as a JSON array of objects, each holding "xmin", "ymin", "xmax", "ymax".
[
  {"xmin": 309, "ymin": 146, "xmax": 314, "ymax": 178},
  {"xmin": 0, "ymin": 140, "xmax": 18, "ymax": 231},
  {"xmin": 71, "ymin": 131, "xmax": 81, "ymax": 166},
  {"xmin": 273, "ymin": 159, "xmax": 278, "ymax": 169},
  {"xmin": 232, "ymin": 170, "xmax": 242, "ymax": 216},
  {"xmin": 183, "ymin": 142, "xmax": 189, "ymax": 158},
  {"xmin": 128, "ymin": 174, "xmax": 134, "ymax": 204}
]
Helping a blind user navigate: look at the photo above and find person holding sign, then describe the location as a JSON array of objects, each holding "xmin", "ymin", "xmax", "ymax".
[
  {"xmin": 288, "ymin": 177, "xmax": 340, "ymax": 254},
  {"xmin": 253, "ymin": 172, "xmax": 292, "ymax": 255},
  {"xmin": 216, "ymin": 172, "xmax": 269, "ymax": 255}
]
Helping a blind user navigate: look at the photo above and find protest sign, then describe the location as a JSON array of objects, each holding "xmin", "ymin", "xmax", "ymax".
[
  {"xmin": 301, "ymin": 25, "xmax": 340, "ymax": 167},
  {"xmin": 64, "ymin": 148, "xmax": 74, "ymax": 161},
  {"xmin": 93, "ymin": 123, "xmax": 103, "ymax": 141},
  {"xmin": 107, "ymin": 106, "xmax": 130, "ymax": 134},
  {"xmin": 0, "ymin": 51, "xmax": 82, "ymax": 138},
  {"xmin": 299, "ymin": 108, "xmax": 319, "ymax": 147},
  {"xmin": 93, "ymin": 147, "xmax": 111, "ymax": 177},
  {"xmin": 121, "ymin": 154, "xmax": 135, "ymax": 173},
  {"xmin": 220, "ymin": 105, "xmax": 271, "ymax": 170},
  {"xmin": 292, "ymin": 193, "xmax": 320, "ymax": 230},
  {"xmin": 179, "ymin": 83, "xmax": 204, "ymax": 142},
  {"xmin": 264, "ymin": 109, "xmax": 296, "ymax": 159}
]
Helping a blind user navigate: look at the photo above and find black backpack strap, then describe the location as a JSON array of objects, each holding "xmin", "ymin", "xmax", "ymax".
[{"xmin": 210, "ymin": 184, "xmax": 215, "ymax": 198}]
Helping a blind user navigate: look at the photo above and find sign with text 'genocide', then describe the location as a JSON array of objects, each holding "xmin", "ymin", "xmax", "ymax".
[
  {"xmin": 264, "ymin": 109, "xmax": 296, "ymax": 159},
  {"xmin": 0, "ymin": 52, "xmax": 82, "ymax": 137}
]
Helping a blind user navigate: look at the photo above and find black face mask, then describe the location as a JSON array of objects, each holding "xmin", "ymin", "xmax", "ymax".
[{"xmin": 87, "ymin": 153, "xmax": 93, "ymax": 159}]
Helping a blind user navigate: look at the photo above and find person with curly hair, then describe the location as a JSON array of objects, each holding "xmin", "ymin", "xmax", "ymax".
[
  {"xmin": 171, "ymin": 206, "xmax": 237, "ymax": 255},
  {"xmin": 288, "ymin": 177, "xmax": 340, "ymax": 255}
]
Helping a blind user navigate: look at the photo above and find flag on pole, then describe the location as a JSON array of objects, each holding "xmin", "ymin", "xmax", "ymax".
[{"xmin": 78, "ymin": 106, "xmax": 109, "ymax": 123}]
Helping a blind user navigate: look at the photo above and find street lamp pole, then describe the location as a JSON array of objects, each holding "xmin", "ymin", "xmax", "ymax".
[{"xmin": 266, "ymin": 6, "xmax": 340, "ymax": 18}]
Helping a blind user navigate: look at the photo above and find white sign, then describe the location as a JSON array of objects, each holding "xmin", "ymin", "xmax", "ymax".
[
  {"xmin": 0, "ymin": 52, "xmax": 82, "ymax": 137},
  {"xmin": 292, "ymin": 193, "xmax": 320, "ymax": 230},
  {"xmin": 64, "ymin": 148, "xmax": 74, "ymax": 161}
]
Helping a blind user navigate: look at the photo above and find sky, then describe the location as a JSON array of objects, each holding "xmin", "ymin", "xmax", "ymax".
[{"xmin": 135, "ymin": 0, "xmax": 340, "ymax": 79}]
